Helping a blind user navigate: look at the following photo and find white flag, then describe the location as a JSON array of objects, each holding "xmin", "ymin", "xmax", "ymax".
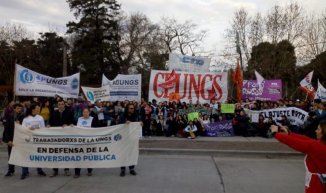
[
  {"xmin": 300, "ymin": 71, "xmax": 314, "ymax": 87},
  {"xmin": 300, "ymin": 71, "xmax": 315, "ymax": 96},
  {"xmin": 254, "ymin": 70, "xmax": 265, "ymax": 91},
  {"xmin": 315, "ymin": 80, "xmax": 326, "ymax": 101}
]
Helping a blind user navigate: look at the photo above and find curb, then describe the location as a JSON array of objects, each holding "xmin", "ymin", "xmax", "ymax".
[
  {"xmin": 139, "ymin": 148, "xmax": 303, "ymax": 158},
  {"xmin": 0, "ymin": 149, "xmax": 302, "ymax": 159}
]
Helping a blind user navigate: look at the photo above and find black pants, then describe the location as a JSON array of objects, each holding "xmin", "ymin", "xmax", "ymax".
[
  {"xmin": 7, "ymin": 145, "xmax": 14, "ymax": 173},
  {"xmin": 121, "ymin": 165, "xmax": 135, "ymax": 171},
  {"xmin": 75, "ymin": 168, "xmax": 93, "ymax": 175},
  {"xmin": 53, "ymin": 168, "xmax": 69, "ymax": 173},
  {"xmin": 142, "ymin": 120, "xmax": 151, "ymax": 136}
]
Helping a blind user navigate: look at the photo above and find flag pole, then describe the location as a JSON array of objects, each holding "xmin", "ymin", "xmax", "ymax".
[{"xmin": 13, "ymin": 62, "xmax": 17, "ymax": 102}]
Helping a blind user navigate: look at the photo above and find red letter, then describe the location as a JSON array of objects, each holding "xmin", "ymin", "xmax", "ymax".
[{"xmin": 153, "ymin": 73, "xmax": 164, "ymax": 98}]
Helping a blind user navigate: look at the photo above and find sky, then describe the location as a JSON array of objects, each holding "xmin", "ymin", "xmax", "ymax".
[{"xmin": 0, "ymin": 0, "xmax": 325, "ymax": 60}]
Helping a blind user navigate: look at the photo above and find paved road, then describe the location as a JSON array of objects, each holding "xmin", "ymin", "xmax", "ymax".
[{"xmin": 0, "ymin": 153, "xmax": 304, "ymax": 193}]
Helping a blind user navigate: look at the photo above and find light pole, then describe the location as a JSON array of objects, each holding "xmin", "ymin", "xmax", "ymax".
[{"xmin": 62, "ymin": 42, "xmax": 67, "ymax": 76}]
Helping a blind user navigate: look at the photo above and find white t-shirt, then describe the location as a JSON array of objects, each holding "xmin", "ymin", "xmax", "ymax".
[
  {"xmin": 22, "ymin": 115, "xmax": 45, "ymax": 129},
  {"xmin": 77, "ymin": 116, "xmax": 94, "ymax": 128}
]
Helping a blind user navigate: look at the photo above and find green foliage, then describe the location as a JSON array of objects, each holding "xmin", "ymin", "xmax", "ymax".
[
  {"xmin": 66, "ymin": 0, "xmax": 121, "ymax": 85},
  {"xmin": 37, "ymin": 32, "xmax": 66, "ymax": 76}
]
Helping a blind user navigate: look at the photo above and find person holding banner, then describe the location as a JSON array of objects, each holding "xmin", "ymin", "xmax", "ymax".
[
  {"xmin": 48, "ymin": 99, "xmax": 75, "ymax": 177},
  {"xmin": 118, "ymin": 103, "xmax": 142, "ymax": 177},
  {"xmin": 3, "ymin": 103, "xmax": 24, "ymax": 177},
  {"xmin": 74, "ymin": 108, "xmax": 98, "ymax": 178},
  {"xmin": 271, "ymin": 121, "xmax": 326, "ymax": 193},
  {"xmin": 21, "ymin": 103, "xmax": 47, "ymax": 179}
]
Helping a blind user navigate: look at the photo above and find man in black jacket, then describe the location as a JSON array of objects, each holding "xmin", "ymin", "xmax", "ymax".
[
  {"xmin": 3, "ymin": 103, "xmax": 24, "ymax": 177},
  {"xmin": 48, "ymin": 99, "xmax": 74, "ymax": 177},
  {"xmin": 118, "ymin": 103, "xmax": 142, "ymax": 177}
]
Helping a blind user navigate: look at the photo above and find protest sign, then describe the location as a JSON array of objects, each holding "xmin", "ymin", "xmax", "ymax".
[
  {"xmin": 242, "ymin": 80, "xmax": 282, "ymax": 101},
  {"xmin": 81, "ymin": 86, "xmax": 110, "ymax": 103},
  {"xmin": 15, "ymin": 64, "xmax": 80, "ymax": 98},
  {"xmin": 204, "ymin": 120, "xmax": 234, "ymax": 137},
  {"xmin": 149, "ymin": 70, "xmax": 228, "ymax": 103},
  {"xmin": 101, "ymin": 74, "xmax": 141, "ymax": 101},
  {"xmin": 245, "ymin": 107, "xmax": 308, "ymax": 126},
  {"xmin": 168, "ymin": 53, "xmax": 210, "ymax": 72},
  {"xmin": 187, "ymin": 112, "xmax": 199, "ymax": 122},
  {"xmin": 9, "ymin": 123, "xmax": 141, "ymax": 168},
  {"xmin": 221, "ymin": 104, "xmax": 235, "ymax": 114}
]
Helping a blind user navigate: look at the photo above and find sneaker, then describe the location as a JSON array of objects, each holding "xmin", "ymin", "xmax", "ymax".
[
  {"xmin": 49, "ymin": 171, "xmax": 58, "ymax": 177},
  {"xmin": 73, "ymin": 174, "xmax": 80, "ymax": 178},
  {"xmin": 38, "ymin": 171, "xmax": 47, "ymax": 176},
  {"xmin": 4, "ymin": 171, "xmax": 14, "ymax": 177},
  {"xmin": 120, "ymin": 170, "xmax": 126, "ymax": 177},
  {"xmin": 130, "ymin": 170, "xmax": 137, "ymax": 176},
  {"xmin": 64, "ymin": 170, "xmax": 71, "ymax": 176}
]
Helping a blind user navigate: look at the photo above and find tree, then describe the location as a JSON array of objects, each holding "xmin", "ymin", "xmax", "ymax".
[
  {"xmin": 300, "ymin": 14, "xmax": 326, "ymax": 63},
  {"xmin": 37, "ymin": 32, "xmax": 67, "ymax": 77},
  {"xmin": 159, "ymin": 18, "xmax": 207, "ymax": 56},
  {"xmin": 224, "ymin": 8, "xmax": 262, "ymax": 67},
  {"xmin": 116, "ymin": 13, "xmax": 160, "ymax": 74},
  {"xmin": 0, "ymin": 23, "xmax": 31, "ymax": 45},
  {"xmin": 249, "ymin": 13, "xmax": 264, "ymax": 48},
  {"xmin": 66, "ymin": 0, "xmax": 121, "ymax": 84},
  {"xmin": 247, "ymin": 40, "xmax": 296, "ymax": 97},
  {"xmin": 265, "ymin": 5, "xmax": 286, "ymax": 44}
]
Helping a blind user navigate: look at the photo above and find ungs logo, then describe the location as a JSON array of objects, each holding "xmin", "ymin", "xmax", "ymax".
[
  {"xmin": 87, "ymin": 91, "xmax": 94, "ymax": 101},
  {"xmin": 71, "ymin": 78, "xmax": 79, "ymax": 89},
  {"xmin": 19, "ymin": 69, "xmax": 34, "ymax": 84},
  {"xmin": 114, "ymin": 134, "xmax": 122, "ymax": 141}
]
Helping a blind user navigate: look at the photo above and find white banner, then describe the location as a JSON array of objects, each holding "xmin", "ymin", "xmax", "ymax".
[
  {"xmin": 245, "ymin": 107, "xmax": 308, "ymax": 126},
  {"xmin": 9, "ymin": 123, "xmax": 141, "ymax": 168},
  {"xmin": 168, "ymin": 53, "xmax": 211, "ymax": 72},
  {"xmin": 96, "ymin": 74, "xmax": 141, "ymax": 102},
  {"xmin": 81, "ymin": 85, "xmax": 111, "ymax": 103},
  {"xmin": 149, "ymin": 70, "xmax": 228, "ymax": 103},
  {"xmin": 15, "ymin": 64, "xmax": 80, "ymax": 98}
]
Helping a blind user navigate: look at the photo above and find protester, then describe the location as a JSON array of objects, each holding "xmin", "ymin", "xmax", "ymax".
[
  {"xmin": 255, "ymin": 114, "xmax": 268, "ymax": 138},
  {"xmin": 140, "ymin": 101, "xmax": 152, "ymax": 137},
  {"xmin": 21, "ymin": 103, "xmax": 47, "ymax": 179},
  {"xmin": 40, "ymin": 99, "xmax": 51, "ymax": 126},
  {"xmin": 3, "ymin": 103, "xmax": 24, "ymax": 177},
  {"xmin": 48, "ymin": 99, "xmax": 75, "ymax": 177},
  {"xmin": 184, "ymin": 121, "xmax": 198, "ymax": 139},
  {"xmin": 74, "ymin": 108, "xmax": 98, "ymax": 178},
  {"xmin": 93, "ymin": 100, "xmax": 106, "ymax": 127},
  {"xmin": 271, "ymin": 121, "xmax": 326, "ymax": 193},
  {"xmin": 176, "ymin": 115, "xmax": 186, "ymax": 137},
  {"xmin": 234, "ymin": 110, "xmax": 250, "ymax": 136},
  {"xmin": 118, "ymin": 103, "xmax": 142, "ymax": 177}
]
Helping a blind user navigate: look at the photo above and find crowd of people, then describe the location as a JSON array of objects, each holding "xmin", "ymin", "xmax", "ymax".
[{"xmin": 1, "ymin": 95, "xmax": 325, "ymax": 180}]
